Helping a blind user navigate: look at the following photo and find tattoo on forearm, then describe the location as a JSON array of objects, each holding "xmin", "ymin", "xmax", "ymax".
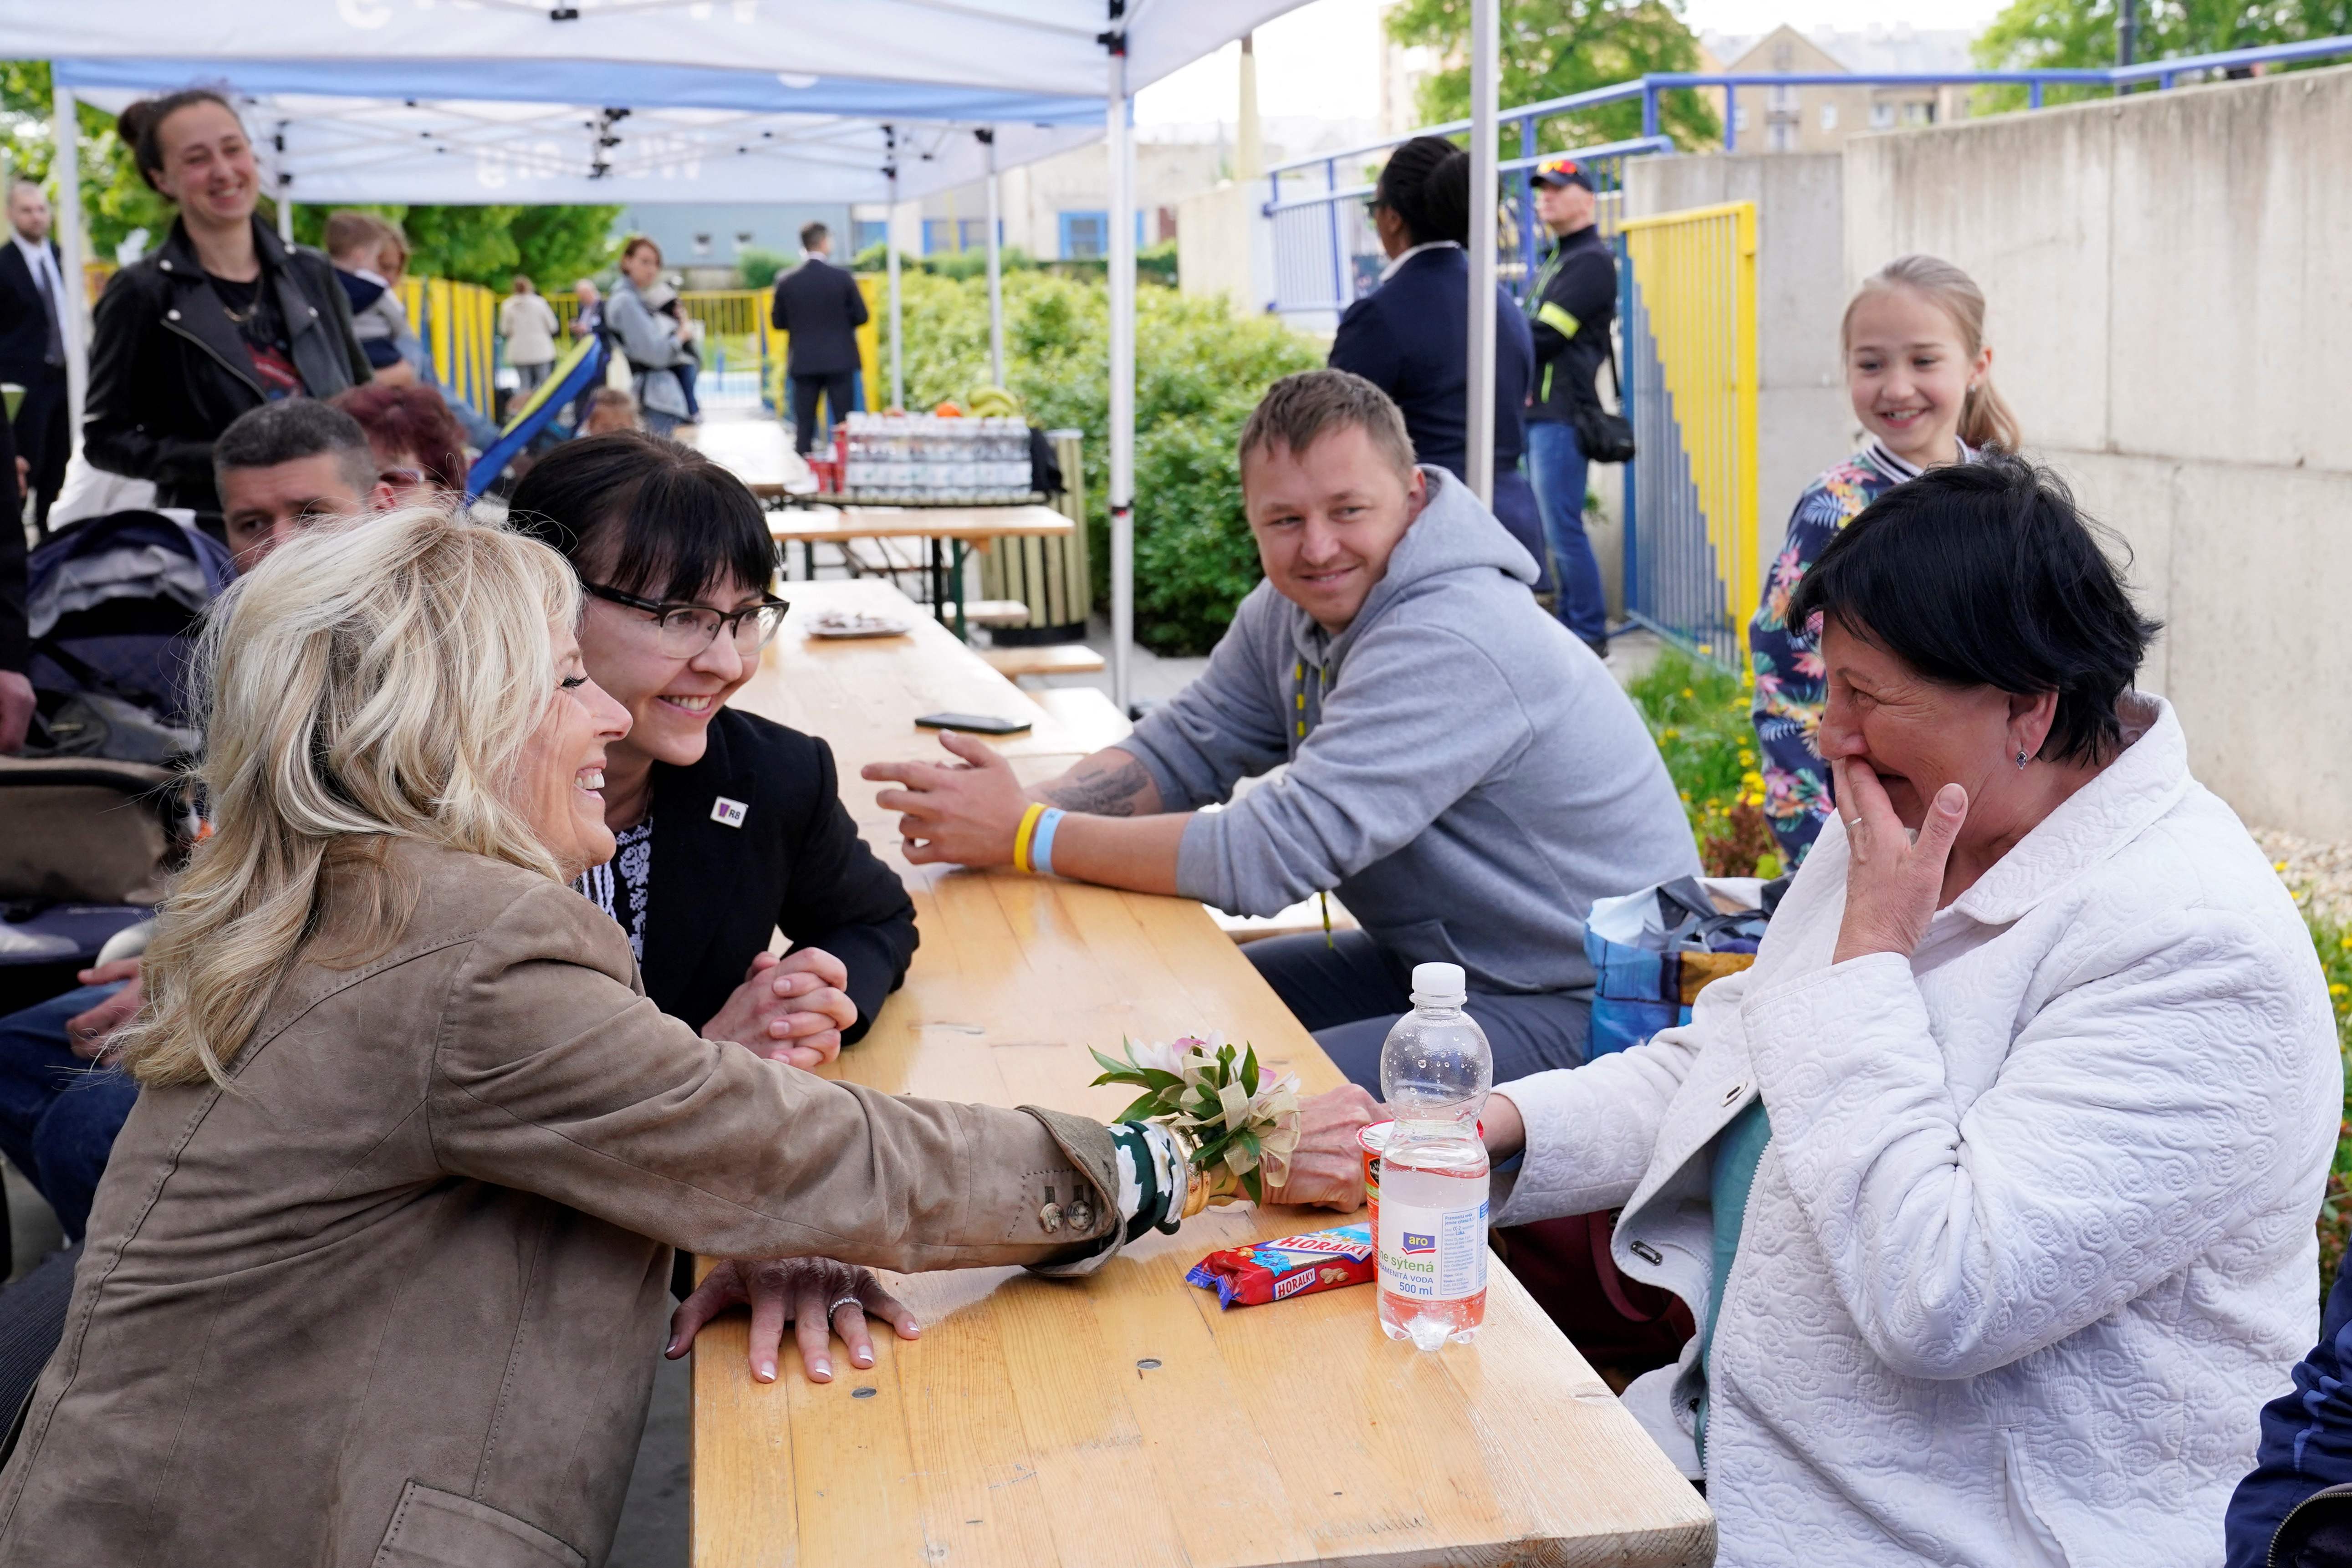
[{"xmin": 1041, "ymin": 755, "xmax": 1153, "ymax": 817}]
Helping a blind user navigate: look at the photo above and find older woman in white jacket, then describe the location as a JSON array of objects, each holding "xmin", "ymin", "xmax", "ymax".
[{"xmin": 1379, "ymin": 458, "xmax": 2336, "ymax": 1565}]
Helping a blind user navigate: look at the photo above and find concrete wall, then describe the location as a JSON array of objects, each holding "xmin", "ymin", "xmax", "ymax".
[
  {"xmin": 1625, "ymin": 153, "xmax": 1855, "ymax": 541},
  {"xmin": 1845, "ymin": 65, "xmax": 2352, "ymax": 839}
]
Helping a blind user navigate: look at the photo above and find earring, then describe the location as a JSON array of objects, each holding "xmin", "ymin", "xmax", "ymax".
[{"xmin": 2016, "ymin": 746, "xmax": 2030, "ymax": 770}]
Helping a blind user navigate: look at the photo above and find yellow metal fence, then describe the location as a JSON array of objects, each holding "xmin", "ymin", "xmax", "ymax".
[
  {"xmin": 397, "ymin": 276, "xmax": 499, "ymax": 419},
  {"xmin": 1618, "ymin": 202, "xmax": 1760, "ymax": 667}
]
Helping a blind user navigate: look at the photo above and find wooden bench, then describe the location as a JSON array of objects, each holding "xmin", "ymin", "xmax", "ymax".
[
  {"xmin": 962, "ymin": 598, "xmax": 1031, "ymax": 630},
  {"xmin": 1029, "ymin": 685, "xmax": 1131, "ymax": 751},
  {"xmin": 981, "ymin": 644, "xmax": 1106, "ymax": 681}
]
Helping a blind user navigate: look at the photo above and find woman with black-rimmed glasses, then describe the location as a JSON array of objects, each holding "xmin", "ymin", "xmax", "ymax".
[{"xmin": 507, "ymin": 432, "xmax": 917, "ymax": 1078}]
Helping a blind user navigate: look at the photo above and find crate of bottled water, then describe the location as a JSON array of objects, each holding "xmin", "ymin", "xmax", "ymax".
[{"xmin": 837, "ymin": 413, "xmax": 1038, "ymax": 506}]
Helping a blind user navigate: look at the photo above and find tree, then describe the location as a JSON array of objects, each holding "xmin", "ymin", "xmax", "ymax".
[
  {"xmin": 291, "ymin": 203, "xmax": 621, "ymax": 292},
  {"xmin": 1973, "ymin": 0, "xmax": 2352, "ymax": 110},
  {"xmin": 0, "ymin": 61, "xmax": 174, "ymax": 261},
  {"xmin": 1383, "ymin": 0, "xmax": 1719, "ymax": 154}
]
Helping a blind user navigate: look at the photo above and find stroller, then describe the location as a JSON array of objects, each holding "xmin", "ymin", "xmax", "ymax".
[{"xmin": 0, "ymin": 511, "xmax": 223, "ymax": 1013}]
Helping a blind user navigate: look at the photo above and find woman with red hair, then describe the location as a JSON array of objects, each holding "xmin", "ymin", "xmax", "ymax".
[{"xmin": 328, "ymin": 381, "xmax": 470, "ymax": 502}]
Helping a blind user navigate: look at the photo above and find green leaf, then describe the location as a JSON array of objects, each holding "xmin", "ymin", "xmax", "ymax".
[
  {"xmin": 1241, "ymin": 1168, "xmax": 1264, "ymax": 1205},
  {"xmin": 1089, "ymin": 1045, "xmax": 1134, "ymax": 1076},
  {"xmin": 1116, "ymin": 1091, "xmax": 1163, "ymax": 1122},
  {"xmin": 1240, "ymin": 1043, "xmax": 1260, "ymax": 1096}
]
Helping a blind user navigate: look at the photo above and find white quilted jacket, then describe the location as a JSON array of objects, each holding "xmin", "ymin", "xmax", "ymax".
[{"xmin": 1493, "ymin": 698, "xmax": 2339, "ymax": 1566}]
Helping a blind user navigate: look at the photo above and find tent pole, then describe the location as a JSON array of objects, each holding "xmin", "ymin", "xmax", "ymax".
[
  {"xmin": 50, "ymin": 84, "xmax": 87, "ymax": 460},
  {"xmin": 1465, "ymin": 0, "xmax": 1498, "ymax": 506},
  {"xmin": 983, "ymin": 130, "xmax": 1004, "ymax": 388},
  {"xmin": 886, "ymin": 125, "xmax": 904, "ymax": 411},
  {"xmin": 1107, "ymin": 50, "xmax": 1135, "ymax": 715}
]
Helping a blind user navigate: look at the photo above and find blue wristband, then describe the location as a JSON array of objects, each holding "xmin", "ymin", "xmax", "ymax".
[{"xmin": 1029, "ymin": 807, "xmax": 1065, "ymax": 878}]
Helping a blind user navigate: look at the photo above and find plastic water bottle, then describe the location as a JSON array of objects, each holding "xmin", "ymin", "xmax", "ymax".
[{"xmin": 1376, "ymin": 962, "xmax": 1492, "ymax": 1349}]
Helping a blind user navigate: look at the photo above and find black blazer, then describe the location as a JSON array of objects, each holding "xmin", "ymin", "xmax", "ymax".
[
  {"xmin": 1326, "ymin": 245, "xmax": 1536, "ymax": 481},
  {"xmin": 84, "ymin": 217, "xmax": 372, "ymax": 512},
  {"xmin": 0, "ymin": 239, "xmax": 64, "ymax": 388},
  {"xmin": 640, "ymin": 705, "xmax": 917, "ymax": 1043},
  {"xmin": 769, "ymin": 257, "xmax": 867, "ymax": 378}
]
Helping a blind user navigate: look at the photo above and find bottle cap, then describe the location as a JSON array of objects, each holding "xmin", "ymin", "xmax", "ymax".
[{"xmin": 1409, "ymin": 961, "xmax": 1467, "ymax": 1007}]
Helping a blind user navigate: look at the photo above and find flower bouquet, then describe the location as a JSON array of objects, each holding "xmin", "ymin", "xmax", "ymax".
[{"xmin": 1089, "ymin": 1033, "xmax": 1301, "ymax": 1211}]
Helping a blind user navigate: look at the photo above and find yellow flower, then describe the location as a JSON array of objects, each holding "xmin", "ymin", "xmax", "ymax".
[
  {"xmin": 1661, "ymin": 727, "xmax": 1679, "ymax": 741},
  {"xmin": 1680, "ymin": 687, "xmax": 1694, "ymax": 699},
  {"xmin": 2333, "ymin": 982, "xmax": 2349, "ymax": 997},
  {"xmin": 1679, "ymin": 791, "xmax": 1692, "ymax": 802},
  {"xmin": 2275, "ymin": 860, "xmax": 2290, "ymax": 873},
  {"xmin": 2339, "ymin": 934, "xmax": 2351, "ymax": 950}
]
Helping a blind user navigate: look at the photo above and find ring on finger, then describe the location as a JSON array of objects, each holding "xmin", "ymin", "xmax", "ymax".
[{"xmin": 826, "ymin": 1294, "xmax": 864, "ymax": 1321}]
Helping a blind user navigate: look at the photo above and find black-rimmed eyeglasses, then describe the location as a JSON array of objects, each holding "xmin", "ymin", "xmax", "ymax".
[{"xmin": 584, "ymin": 582, "xmax": 791, "ymax": 659}]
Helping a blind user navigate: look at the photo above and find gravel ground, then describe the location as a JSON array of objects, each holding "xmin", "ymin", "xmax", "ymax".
[{"xmin": 2254, "ymin": 828, "xmax": 2352, "ymax": 926}]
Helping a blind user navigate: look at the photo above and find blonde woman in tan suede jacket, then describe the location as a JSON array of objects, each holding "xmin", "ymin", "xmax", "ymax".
[{"xmin": 0, "ymin": 509, "xmax": 1197, "ymax": 1568}]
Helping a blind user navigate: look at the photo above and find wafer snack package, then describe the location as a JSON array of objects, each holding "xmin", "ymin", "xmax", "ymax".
[{"xmin": 1186, "ymin": 1223, "xmax": 1377, "ymax": 1309}]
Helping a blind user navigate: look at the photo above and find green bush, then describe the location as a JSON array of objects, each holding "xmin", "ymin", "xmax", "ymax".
[
  {"xmin": 878, "ymin": 269, "xmax": 1322, "ymax": 654},
  {"xmin": 1623, "ymin": 649, "xmax": 1780, "ymax": 878},
  {"xmin": 735, "ymin": 247, "xmax": 791, "ymax": 290}
]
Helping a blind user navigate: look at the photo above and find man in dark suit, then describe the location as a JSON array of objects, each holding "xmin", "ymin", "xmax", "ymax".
[
  {"xmin": 0, "ymin": 181, "xmax": 71, "ymax": 536},
  {"xmin": 770, "ymin": 222, "xmax": 868, "ymax": 454}
]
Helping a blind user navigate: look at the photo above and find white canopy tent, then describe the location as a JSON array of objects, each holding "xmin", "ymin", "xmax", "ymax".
[{"xmin": 21, "ymin": 0, "xmax": 1327, "ymax": 707}]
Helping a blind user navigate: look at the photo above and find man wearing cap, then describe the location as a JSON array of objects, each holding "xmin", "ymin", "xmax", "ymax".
[{"xmin": 1524, "ymin": 159, "xmax": 1618, "ymax": 658}]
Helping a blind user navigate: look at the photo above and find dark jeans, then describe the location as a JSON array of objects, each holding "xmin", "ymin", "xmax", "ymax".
[
  {"xmin": 1245, "ymin": 930, "xmax": 1591, "ymax": 1093},
  {"xmin": 1527, "ymin": 419, "xmax": 1607, "ymax": 650},
  {"xmin": 790, "ymin": 370, "xmax": 858, "ymax": 454},
  {"xmin": 0, "ymin": 984, "xmax": 139, "ymax": 1241}
]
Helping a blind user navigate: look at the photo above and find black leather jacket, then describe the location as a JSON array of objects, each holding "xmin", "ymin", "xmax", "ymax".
[{"xmin": 85, "ymin": 217, "xmax": 372, "ymax": 512}]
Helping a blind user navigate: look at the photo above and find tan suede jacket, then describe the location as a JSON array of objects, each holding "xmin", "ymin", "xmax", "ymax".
[{"xmin": 0, "ymin": 839, "xmax": 1121, "ymax": 1567}]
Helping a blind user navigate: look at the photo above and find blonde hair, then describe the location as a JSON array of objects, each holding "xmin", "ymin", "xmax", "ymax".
[
  {"xmin": 1842, "ymin": 254, "xmax": 2022, "ymax": 453},
  {"xmin": 115, "ymin": 506, "xmax": 581, "ymax": 1089}
]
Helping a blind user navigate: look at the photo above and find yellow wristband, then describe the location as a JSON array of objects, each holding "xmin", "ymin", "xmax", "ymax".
[{"xmin": 1011, "ymin": 802, "xmax": 1046, "ymax": 874}]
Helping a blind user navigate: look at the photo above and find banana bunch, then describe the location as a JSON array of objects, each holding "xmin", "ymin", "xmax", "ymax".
[{"xmin": 968, "ymin": 385, "xmax": 1023, "ymax": 419}]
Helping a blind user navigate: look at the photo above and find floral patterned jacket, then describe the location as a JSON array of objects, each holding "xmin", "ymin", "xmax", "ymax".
[{"xmin": 1747, "ymin": 439, "xmax": 1974, "ymax": 861}]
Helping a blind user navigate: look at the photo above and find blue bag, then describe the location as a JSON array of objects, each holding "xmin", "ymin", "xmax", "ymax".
[{"xmin": 1583, "ymin": 877, "xmax": 1775, "ymax": 1057}]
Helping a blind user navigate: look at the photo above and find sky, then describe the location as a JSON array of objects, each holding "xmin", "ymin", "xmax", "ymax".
[{"xmin": 1136, "ymin": 0, "xmax": 2010, "ymax": 125}]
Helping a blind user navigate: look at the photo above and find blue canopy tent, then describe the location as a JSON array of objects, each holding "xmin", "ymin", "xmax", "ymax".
[{"xmin": 23, "ymin": 0, "xmax": 1325, "ymax": 706}]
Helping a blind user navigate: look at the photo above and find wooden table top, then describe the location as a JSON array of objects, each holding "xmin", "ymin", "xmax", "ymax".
[
  {"xmin": 768, "ymin": 503, "xmax": 1074, "ymax": 544},
  {"xmin": 696, "ymin": 580, "xmax": 1714, "ymax": 1568}
]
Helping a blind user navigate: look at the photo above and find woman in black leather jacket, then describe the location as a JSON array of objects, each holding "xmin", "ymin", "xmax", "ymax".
[{"xmin": 83, "ymin": 89, "xmax": 371, "ymax": 514}]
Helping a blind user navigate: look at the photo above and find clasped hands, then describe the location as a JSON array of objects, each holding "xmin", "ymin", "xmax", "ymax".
[{"xmin": 704, "ymin": 948, "xmax": 857, "ymax": 1068}]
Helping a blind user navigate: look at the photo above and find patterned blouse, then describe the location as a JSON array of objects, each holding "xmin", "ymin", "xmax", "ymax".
[
  {"xmin": 1748, "ymin": 439, "xmax": 1975, "ymax": 863},
  {"xmin": 575, "ymin": 816, "xmax": 654, "ymax": 963}
]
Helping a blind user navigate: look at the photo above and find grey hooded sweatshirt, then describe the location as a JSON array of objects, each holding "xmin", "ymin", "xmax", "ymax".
[{"xmin": 1116, "ymin": 465, "xmax": 1699, "ymax": 995}]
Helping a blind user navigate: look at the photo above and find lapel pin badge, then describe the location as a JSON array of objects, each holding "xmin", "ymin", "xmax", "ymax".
[{"xmin": 710, "ymin": 797, "xmax": 749, "ymax": 828}]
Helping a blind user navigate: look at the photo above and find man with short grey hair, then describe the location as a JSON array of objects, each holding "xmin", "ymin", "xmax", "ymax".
[
  {"xmin": 212, "ymin": 398, "xmax": 391, "ymax": 574},
  {"xmin": 866, "ymin": 368, "xmax": 1699, "ymax": 1088}
]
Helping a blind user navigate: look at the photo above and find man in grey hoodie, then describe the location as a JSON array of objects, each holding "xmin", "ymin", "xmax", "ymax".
[{"xmin": 867, "ymin": 370, "xmax": 1697, "ymax": 1086}]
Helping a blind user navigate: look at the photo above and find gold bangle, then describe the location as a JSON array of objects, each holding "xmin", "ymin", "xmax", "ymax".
[{"xmin": 1010, "ymin": 802, "xmax": 1046, "ymax": 874}]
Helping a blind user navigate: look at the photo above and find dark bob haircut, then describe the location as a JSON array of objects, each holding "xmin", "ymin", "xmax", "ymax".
[
  {"xmin": 1785, "ymin": 453, "xmax": 2160, "ymax": 766},
  {"xmin": 505, "ymin": 432, "xmax": 776, "ymax": 606}
]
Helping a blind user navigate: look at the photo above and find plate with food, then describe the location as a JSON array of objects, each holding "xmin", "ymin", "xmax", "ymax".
[{"xmin": 807, "ymin": 609, "xmax": 916, "ymax": 640}]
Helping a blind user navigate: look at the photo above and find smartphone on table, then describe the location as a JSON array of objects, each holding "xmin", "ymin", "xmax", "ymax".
[{"xmin": 914, "ymin": 712, "xmax": 1032, "ymax": 736}]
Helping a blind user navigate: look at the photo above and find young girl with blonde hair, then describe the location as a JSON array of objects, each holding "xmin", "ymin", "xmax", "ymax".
[{"xmin": 1749, "ymin": 254, "xmax": 2021, "ymax": 862}]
